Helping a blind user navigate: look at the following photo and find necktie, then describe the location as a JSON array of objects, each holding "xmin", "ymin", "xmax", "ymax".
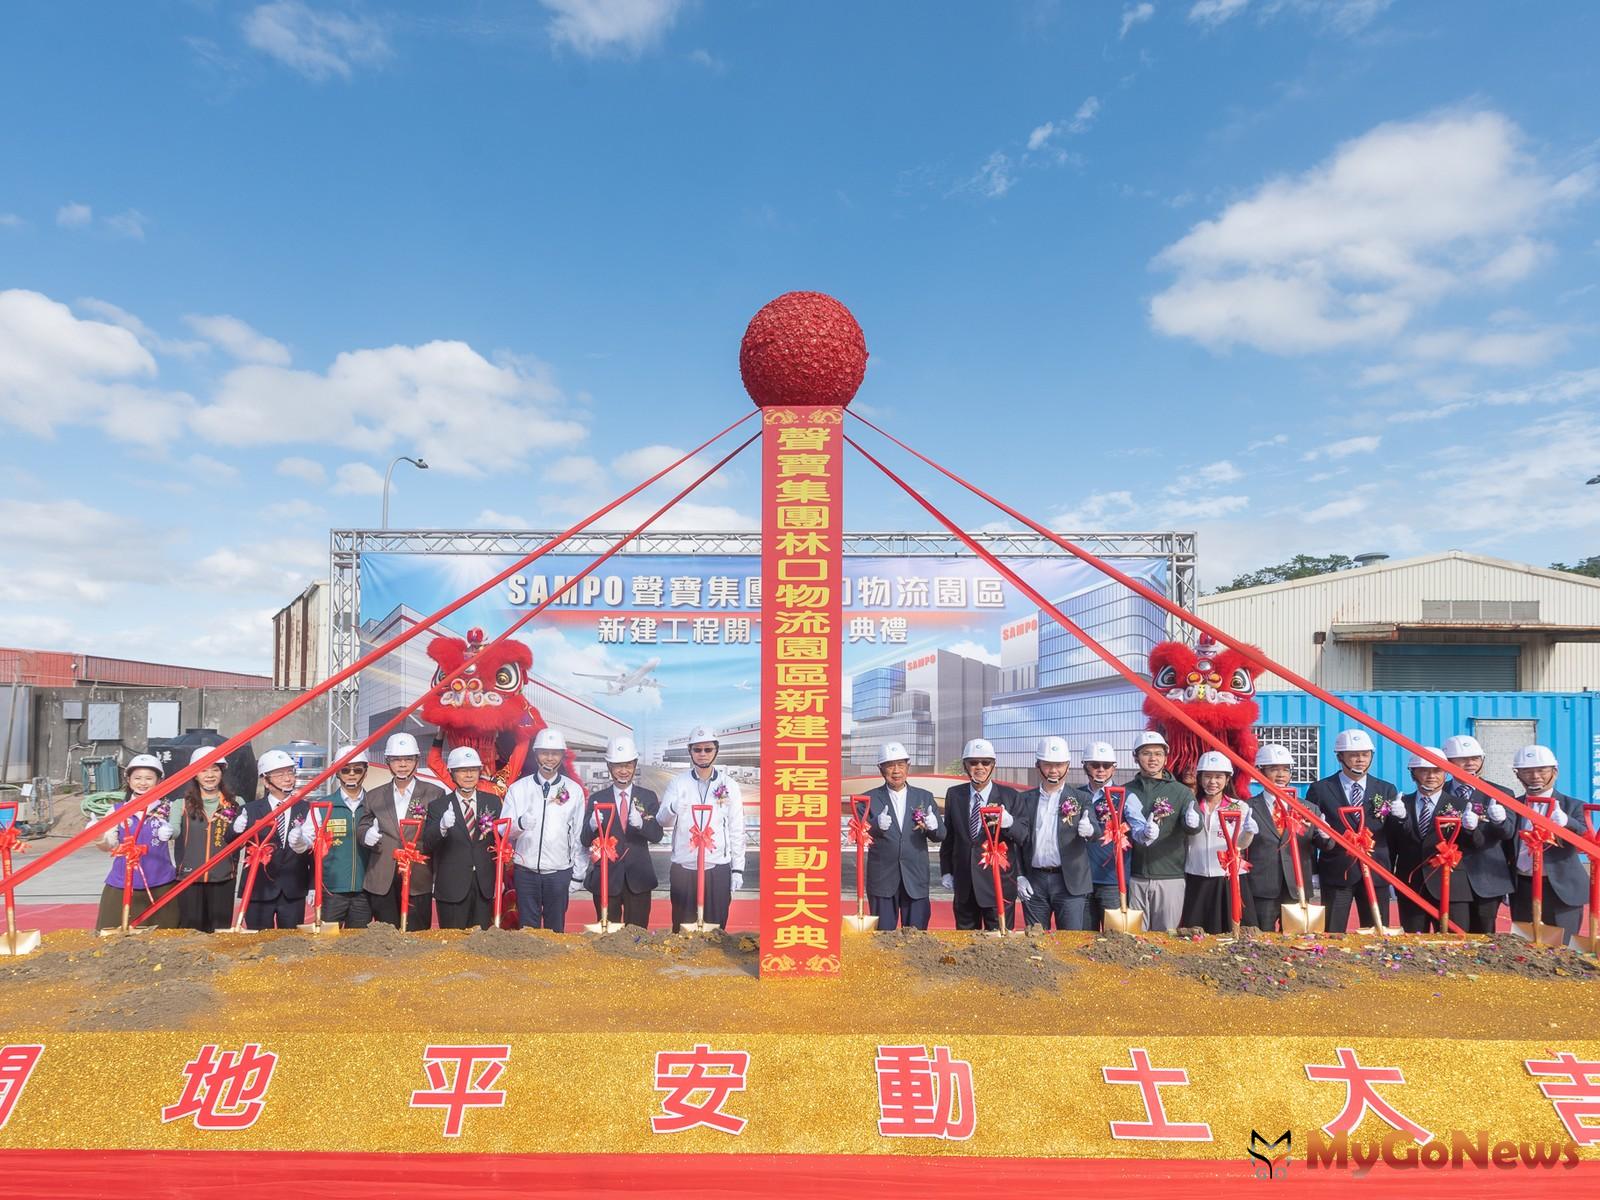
[
  {"xmin": 1419, "ymin": 793, "xmax": 1434, "ymax": 835},
  {"xmin": 969, "ymin": 793, "xmax": 982, "ymax": 840},
  {"xmin": 275, "ymin": 806, "xmax": 288, "ymax": 844},
  {"xmin": 541, "ymin": 779, "xmax": 552, "ymax": 799},
  {"xmin": 1350, "ymin": 780, "xmax": 1364, "ymax": 816},
  {"xmin": 618, "ymin": 790, "xmax": 629, "ymax": 823},
  {"xmin": 463, "ymin": 797, "xmax": 475, "ymax": 830}
]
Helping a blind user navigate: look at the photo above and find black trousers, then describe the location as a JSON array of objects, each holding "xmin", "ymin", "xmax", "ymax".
[
  {"xmin": 1245, "ymin": 890, "xmax": 1281, "ymax": 932},
  {"xmin": 670, "ymin": 862, "xmax": 731, "ymax": 931},
  {"xmin": 369, "ymin": 881, "xmax": 433, "ymax": 931},
  {"xmin": 1399, "ymin": 894, "xmax": 1474, "ymax": 934},
  {"xmin": 1467, "ymin": 893, "xmax": 1503, "ymax": 934},
  {"xmin": 870, "ymin": 884, "xmax": 931, "ymax": 931},
  {"xmin": 1321, "ymin": 882, "xmax": 1390, "ymax": 932},
  {"xmin": 180, "ymin": 879, "xmax": 237, "ymax": 933},
  {"xmin": 245, "ymin": 894, "xmax": 304, "ymax": 930},
  {"xmin": 1512, "ymin": 877, "xmax": 1582, "ymax": 940},
  {"xmin": 323, "ymin": 890, "xmax": 372, "ymax": 929},
  {"xmin": 436, "ymin": 887, "xmax": 493, "ymax": 930},
  {"xmin": 515, "ymin": 865, "xmax": 574, "ymax": 932},
  {"xmin": 593, "ymin": 885, "xmax": 652, "ymax": 928},
  {"xmin": 952, "ymin": 874, "xmax": 1015, "ymax": 932}
]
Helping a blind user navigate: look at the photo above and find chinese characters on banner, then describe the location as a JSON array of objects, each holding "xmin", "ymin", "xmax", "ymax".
[{"xmin": 759, "ymin": 407, "xmax": 843, "ymax": 976}]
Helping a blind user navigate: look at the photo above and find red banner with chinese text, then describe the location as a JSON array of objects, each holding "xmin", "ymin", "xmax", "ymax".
[{"xmin": 759, "ymin": 406, "xmax": 844, "ymax": 977}]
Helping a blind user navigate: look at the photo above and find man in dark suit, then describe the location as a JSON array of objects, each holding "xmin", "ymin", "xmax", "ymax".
[
  {"xmin": 1389, "ymin": 747, "xmax": 1485, "ymax": 933},
  {"xmin": 1244, "ymin": 744, "xmax": 1315, "ymax": 931},
  {"xmin": 938, "ymin": 738, "xmax": 1029, "ymax": 931},
  {"xmin": 582, "ymin": 736, "xmax": 662, "ymax": 929},
  {"xmin": 1508, "ymin": 744, "xmax": 1590, "ymax": 943},
  {"xmin": 238, "ymin": 749, "xmax": 313, "ymax": 929},
  {"xmin": 1017, "ymin": 736, "xmax": 1100, "ymax": 930},
  {"xmin": 862, "ymin": 741, "xmax": 944, "ymax": 931},
  {"xmin": 1442, "ymin": 733, "xmax": 1516, "ymax": 933},
  {"xmin": 357, "ymin": 732, "xmax": 446, "ymax": 931},
  {"xmin": 1307, "ymin": 729, "xmax": 1401, "ymax": 932},
  {"xmin": 422, "ymin": 747, "xmax": 503, "ymax": 930}
]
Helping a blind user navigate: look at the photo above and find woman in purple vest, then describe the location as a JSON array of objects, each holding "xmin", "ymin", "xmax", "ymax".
[{"xmin": 95, "ymin": 753, "xmax": 180, "ymax": 930}]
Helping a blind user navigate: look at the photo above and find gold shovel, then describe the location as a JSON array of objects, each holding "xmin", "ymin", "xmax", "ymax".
[
  {"xmin": 1100, "ymin": 787, "xmax": 1145, "ymax": 934},
  {"xmin": 842, "ymin": 796, "xmax": 879, "ymax": 934}
]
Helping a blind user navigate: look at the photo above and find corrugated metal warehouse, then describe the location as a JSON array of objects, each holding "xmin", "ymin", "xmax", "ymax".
[{"xmin": 1197, "ymin": 551, "xmax": 1600, "ymax": 692}]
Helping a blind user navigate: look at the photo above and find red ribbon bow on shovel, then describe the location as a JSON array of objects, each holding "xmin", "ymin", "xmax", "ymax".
[
  {"xmin": 847, "ymin": 814, "xmax": 875, "ymax": 851},
  {"xmin": 980, "ymin": 841, "xmax": 1010, "ymax": 872},
  {"xmin": 589, "ymin": 833, "xmax": 619, "ymax": 864},
  {"xmin": 1429, "ymin": 840, "xmax": 1463, "ymax": 871},
  {"xmin": 689, "ymin": 823, "xmax": 717, "ymax": 853}
]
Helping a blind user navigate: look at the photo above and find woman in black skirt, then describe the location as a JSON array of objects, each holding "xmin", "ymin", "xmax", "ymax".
[
  {"xmin": 173, "ymin": 745, "xmax": 243, "ymax": 932},
  {"xmin": 1179, "ymin": 751, "xmax": 1258, "ymax": 934}
]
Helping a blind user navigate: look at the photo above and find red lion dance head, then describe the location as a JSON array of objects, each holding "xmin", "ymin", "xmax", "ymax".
[
  {"xmin": 420, "ymin": 627, "xmax": 570, "ymax": 797},
  {"xmin": 1143, "ymin": 635, "xmax": 1260, "ymax": 798}
]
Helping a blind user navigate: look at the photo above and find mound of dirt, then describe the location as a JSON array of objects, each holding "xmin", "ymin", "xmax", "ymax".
[
  {"xmin": 881, "ymin": 928, "xmax": 1069, "ymax": 993},
  {"xmin": 1175, "ymin": 932, "xmax": 1344, "ymax": 997},
  {"xmin": 1347, "ymin": 934, "xmax": 1600, "ymax": 982}
]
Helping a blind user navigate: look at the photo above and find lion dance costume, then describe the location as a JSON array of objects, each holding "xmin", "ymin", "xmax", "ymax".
[{"xmin": 1143, "ymin": 635, "xmax": 1260, "ymax": 798}]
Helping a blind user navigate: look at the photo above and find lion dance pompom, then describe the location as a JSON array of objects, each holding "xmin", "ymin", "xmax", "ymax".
[{"xmin": 1143, "ymin": 635, "xmax": 1259, "ymax": 798}]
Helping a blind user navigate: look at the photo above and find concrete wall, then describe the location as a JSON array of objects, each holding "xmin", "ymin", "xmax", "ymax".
[{"xmin": 31, "ymin": 686, "xmax": 328, "ymax": 786}]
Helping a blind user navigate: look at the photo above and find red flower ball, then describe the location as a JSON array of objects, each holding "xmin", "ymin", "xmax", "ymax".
[{"xmin": 739, "ymin": 291, "xmax": 868, "ymax": 408}]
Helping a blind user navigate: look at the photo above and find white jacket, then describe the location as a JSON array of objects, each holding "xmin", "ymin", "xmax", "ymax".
[
  {"xmin": 1183, "ymin": 798, "xmax": 1257, "ymax": 878},
  {"xmin": 658, "ymin": 768, "xmax": 746, "ymax": 870},
  {"xmin": 500, "ymin": 771, "xmax": 585, "ymax": 872}
]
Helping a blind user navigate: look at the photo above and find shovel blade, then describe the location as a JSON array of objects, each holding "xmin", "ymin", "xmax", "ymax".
[
  {"xmin": 0, "ymin": 928, "xmax": 41, "ymax": 956},
  {"xmin": 1101, "ymin": 907, "xmax": 1146, "ymax": 934},
  {"xmin": 1280, "ymin": 903, "xmax": 1326, "ymax": 935}
]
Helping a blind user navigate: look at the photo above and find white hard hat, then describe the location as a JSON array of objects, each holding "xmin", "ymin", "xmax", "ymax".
[
  {"xmin": 533, "ymin": 728, "xmax": 568, "ymax": 752},
  {"xmin": 189, "ymin": 745, "xmax": 227, "ymax": 768},
  {"xmin": 1255, "ymin": 743, "xmax": 1294, "ymax": 768},
  {"xmin": 605, "ymin": 736, "xmax": 639, "ymax": 764},
  {"xmin": 878, "ymin": 741, "xmax": 910, "ymax": 765},
  {"xmin": 1334, "ymin": 729, "xmax": 1376, "ymax": 754},
  {"xmin": 1082, "ymin": 741, "xmax": 1117, "ymax": 764},
  {"xmin": 1406, "ymin": 747, "xmax": 1445, "ymax": 771},
  {"xmin": 687, "ymin": 724, "xmax": 718, "ymax": 746},
  {"xmin": 1196, "ymin": 750, "xmax": 1234, "ymax": 775},
  {"xmin": 1133, "ymin": 731, "xmax": 1169, "ymax": 751},
  {"xmin": 1513, "ymin": 744, "xmax": 1558, "ymax": 770},
  {"xmin": 127, "ymin": 753, "xmax": 165, "ymax": 776},
  {"xmin": 257, "ymin": 749, "xmax": 296, "ymax": 775},
  {"xmin": 1442, "ymin": 734, "xmax": 1484, "ymax": 760},
  {"xmin": 961, "ymin": 738, "xmax": 996, "ymax": 761},
  {"xmin": 384, "ymin": 732, "xmax": 421, "ymax": 759},
  {"xmin": 335, "ymin": 744, "xmax": 369, "ymax": 767},
  {"xmin": 446, "ymin": 746, "xmax": 483, "ymax": 771},
  {"xmin": 1034, "ymin": 736, "xmax": 1071, "ymax": 764}
]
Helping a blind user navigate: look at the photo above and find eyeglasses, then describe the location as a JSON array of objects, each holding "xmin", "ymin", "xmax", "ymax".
[
  {"xmin": 338, "ymin": 766, "xmax": 367, "ymax": 774},
  {"xmin": 690, "ymin": 746, "xmax": 717, "ymax": 754}
]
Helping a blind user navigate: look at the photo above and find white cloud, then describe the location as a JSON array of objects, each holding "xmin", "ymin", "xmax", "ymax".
[
  {"xmin": 687, "ymin": 47, "xmax": 724, "ymax": 72},
  {"xmin": 1157, "ymin": 494, "xmax": 1250, "ymax": 520},
  {"xmin": 1120, "ymin": 3, "xmax": 1155, "ymax": 37},
  {"xmin": 186, "ymin": 453, "xmax": 240, "ymax": 482},
  {"xmin": 196, "ymin": 539, "xmax": 323, "ymax": 594},
  {"xmin": 473, "ymin": 508, "xmax": 531, "ymax": 529},
  {"xmin": 1068, "ymin": 96, "xmax": 1101, "ymax": 134},
  {"xmin": 541, "ymin": 0, "xmax": 684, "ymax": 57},
  {"xmin": 276, "ymin": 455, "xmax": 327, "ymax": 485},
  {"xmin": 0, "ymin": 498, "xmax": 159, "ymax": 603},
  {"xmin": 243, "ymin": 1, "xmax": 390, "ymax": 80},
  {"xmin": 0, "ymin": 612, "xmax": 74, "ymax": 647},
  {"xmin": 191, "ymin": 340, "xmax": 585, "ymax": 474},
  {"xmin": 946, "ymin": 640, "xmax": 1000, "ymax": 667},
  {"xmin": 0, "ymin": 213, "xmax": 23, "ymax": 229},
  {"xmin": 56, "ymin": 203, "xmax": 93, "ymax": 228},
  {"xmin": 1197, "ymin": 459, "xmax": 1242, "ymax": 483},
  {"xmin": 611, "ymin": 444, "xmax": 730, "ymax": 490},
  {"xmin": 1027, "ymin": 123, "xmax": 1055, "ymax": 152},
  {"xmin": 1405, "ymin": 326, "xmax": 1566, "ymax": 368},
  {"xmin": 263, "ymin": 498, "xmax": 326, "ymax": 521},
  {"xmin": 104, "ymin": 210, "xmax": 148, "ymax": 240},
  {"xmin": 0, "ymin": 289, "xmax": 191, "ymax": 446},
  {"xmin": 1049, "ymin": 490, "xmax": 1138, "ymax": 528},
  {"xmin": 1189, "ymin": 0, "xmax": 1391, "ymax": 30},
  {"xmin": 77, "ymin": 298, "xmax": 209, "ymax": 358},
  {"xmin": 184, "ymin": 313, "xmax": 292, "ymax": 365},
  {"xmin": 965, "ymin": 151, "xmax": 1015, "ymax": 199},
  {"xmin": 1302, "ymin": 434, "xmax": 1380, "ymax": 460},
  {"xmin": 1246, "ymin": 432, "xmax": 1289, "ymax": 451},
  {"xmin": 1150, "ymin": 111, "xmax": 1594, "ymax": 355},
  {"xmin": 332, "ymin": 462, "xmax": 385, "ymax": 495},
  {"xmin": 1304, "ymin": 495, "xmax": 1368, "ymax": 522},
  {"xmin": 1188, "ymin": 0, "xmax": 1249, "ymax": 25}
]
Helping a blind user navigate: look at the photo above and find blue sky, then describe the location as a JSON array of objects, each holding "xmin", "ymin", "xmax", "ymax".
[{"xmin": 2, "ymin": 0, "xmax": 1597, "ymax": 673}]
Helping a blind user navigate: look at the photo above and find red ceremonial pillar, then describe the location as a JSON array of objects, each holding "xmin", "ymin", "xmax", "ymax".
[{"xmin": 758, "ymin": 406, "xmax": 844, "ymax": 976}]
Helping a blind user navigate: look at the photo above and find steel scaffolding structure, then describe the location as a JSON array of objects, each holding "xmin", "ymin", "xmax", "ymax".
[{"xmin": 326, "ymin": 528, "xmax": 1198, "ymax": 753}]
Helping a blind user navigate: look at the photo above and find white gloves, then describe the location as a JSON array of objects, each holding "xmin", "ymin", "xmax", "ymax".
[
  {"xmin": 730, "ymin": 872, "xmax": 743, "ymax": 891},
  {"xmin": 568, "ymin": 877, "xmax": 584, "ymax": 894},
  {"xmin": 878, "ymin": 810, "xmax": 892, "ymax": 831},
  {"xmin": 1016, "ymin": 876, "xmax": 1035, "ymax": 901},
  {"xmin": 629, "ymin": 804, "xmax": 644, "ymax": 828},
  {"xmin": 1141, "ymin": 821, "xmax": 1162, "ymax": 845},
  {"xmin": 1461, "ymin": 808, "xmax": 1479, "ymax": 832},
  {"xmin": 288, "ymin": 820, "xmax": 314, "ymax": 854},
  {"xmin": 363, "ymin": 823, "xmax": 383, "ymax": 847},
  {"xmin": 153, "ymin": 821, "xmax": 174, "ymax": 843},
  {"xmin": 1388, "ymin": 797, "xmax": 1406, "ymax": 819},
  {"xmin": 998, "ymin": 807, "xmax": 1014, "ymax": 829},
  {"xmin": 1552, "ymin": 806, "xmax": 1568, "ymax": 828},
  {"xmin": 100, "ymin": 828, "xmax": 120, "ymax": 851},
  {"xmin": 233, "ymin": 812, "xmax": 249, "ymax": 835},
  {"xmin": 588, "ymin": 810, "xmax": 601, "ymax": 833},
  {"xmin": 1184, "ymin": 804, "xmax": 1201, "ymax": 830},
  {"xmin": 923, "ymin": 809, "xmax": 938, "ymax": 832},
  {"xmin": 440, "ymin": 805, "xmax": 457, "ymax": 831},
  {"xmin": 1487, "ymin": 802, "xmax": 1506, "ymax": 823},
  {"xmin": 1077, "ymin": 815, "xmax": 1094, "ymax": 838},
  {"xmin": 941, "ymin": 873, "xmax": 954, "ymax": 890}
]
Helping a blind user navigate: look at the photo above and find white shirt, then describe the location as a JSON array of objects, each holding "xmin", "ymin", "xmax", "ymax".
[
  {"xmin": 339, "ymin": 787, "xmax": 365, "ymax": 814},
  {"xmin": 1516, "ymin": 788, "xmax": 1555, "ymax": 876},
  {"xmin": 391, "ymin": 778, "xmax": 417, "ymax": 825},
  {"xmin": 500, "ymin": 771, "xmax": 585, "ymax": 872},
  {"xmin": 885, "ymin": 786, "xmax": 908, "ymax": 829},
  {"xmin": 1032, "ymin": 787, "xmax": 1063, "ymax": 869},
  {"xmin": 267, "ymin": 792, "xmax": 314, "ymax": 852},
  {"xmin": 1339, "ymin": 772, "xmax": 1369, "ymax": 803},
  {"xmin": 1183, "ymin": 798, "xmax": 1257, "ymax": 878},
  {"xmin": 659, "ymin": 768, "xmax": 746, "ymax": 869}
]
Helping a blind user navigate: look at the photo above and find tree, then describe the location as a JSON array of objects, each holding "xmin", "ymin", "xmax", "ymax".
[
  {"xmin": 1550, "ymin": 555, "xmax": 1600, "ymax": 579},
  {"xmin": 1211, "ymin": 554, "xmax": 1358, "ymax": 594}
]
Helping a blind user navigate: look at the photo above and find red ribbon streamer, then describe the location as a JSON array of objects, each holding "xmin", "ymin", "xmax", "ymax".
[
  {"xmin": 588, "ymin": 834, "xmax": 619, "ymax": 864},
  {"xmin": 1216, "ymin": 847, "xmax": 1251, "ymax": 875},
  {"xmin": 689, "ymin": 824, "xmax": 716, "ymax": 853},
  {"xmin": 847, "ymin": 817, "xmax": 875, "ymax": 850},
  {"xmin": 980, "ymin": 842, "xmax": 1010, "ymax": 872},
  {"xmin": 1429, "ymin": 841, "xmax": 1463, "ymax": 871},
  {"xmin": 1098, "ymin": 823, "xmax": 1130, "ymax": 853},
  {"xmin": 244, "ymin": 839, "xmax": 275, "ymax": 870}
]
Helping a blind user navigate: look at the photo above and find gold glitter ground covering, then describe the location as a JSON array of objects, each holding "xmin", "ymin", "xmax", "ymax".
[{"xmin": 2, "ymin": 928, "xmax": 1597, "ymax": 1157}]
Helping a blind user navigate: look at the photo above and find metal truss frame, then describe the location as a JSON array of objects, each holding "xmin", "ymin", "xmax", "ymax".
[{"xmin": 327, "ymin": 528, "xmax": 1197, "ymax": 751}]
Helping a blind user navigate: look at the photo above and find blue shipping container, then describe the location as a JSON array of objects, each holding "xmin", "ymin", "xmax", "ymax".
[{"xmin": 1254, "ymin": 691, "xmax": 1600, "ymax": 804}]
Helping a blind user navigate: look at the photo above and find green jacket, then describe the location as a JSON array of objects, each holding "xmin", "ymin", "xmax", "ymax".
[
  {"xmin": 1128, "ymin": 772, "xmax": 1195, "ymax": 881},
  {"xmin": 320, "ymin": 794, "xmax": 371, "ymax": 894}
]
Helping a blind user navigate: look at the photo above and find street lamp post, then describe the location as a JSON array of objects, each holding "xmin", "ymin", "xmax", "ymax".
[{"xmin": 382, "ymin": 455, "xmax": 429, "ymax": 528}]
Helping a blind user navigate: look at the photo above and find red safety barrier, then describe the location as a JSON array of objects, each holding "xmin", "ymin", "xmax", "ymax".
[
  {"xmin": 132, "ymin": 431, "xmax": 760, "ymax": 926},
  {"xmin": 0, "ymin": 414, "xmax": 756, "ymax": 905},
  {"xmin": 848, "ymin": 411, "xmax": 1586, "ymax": 862},
  {"xmin": 847, "ymin": 433, "xmax": 1458, "ymax": 931}
]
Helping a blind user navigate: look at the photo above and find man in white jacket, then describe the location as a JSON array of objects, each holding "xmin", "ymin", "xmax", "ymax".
[
  {"xmin": 657, "ymin": 724, "xmax": 746, "ymax": 931},
  {"xmin": 499, "ymin": 728, "xmax": 586, "ymax": 932}
]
